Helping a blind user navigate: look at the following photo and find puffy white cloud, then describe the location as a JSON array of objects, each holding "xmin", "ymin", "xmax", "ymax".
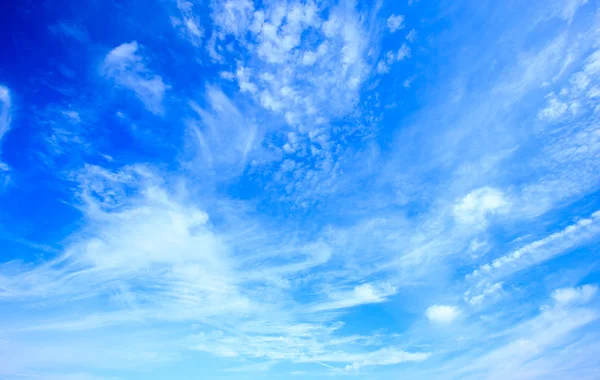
[
  {"xmin": 454, "ymin": 187, "xmax": 509, "ymax": 225},
  {"xmin": 102, "ymin": 41, "xmax": 168, "ymax": 115},
  {"xmin": 425, "ymin": 305, "xmax": 460, "ymax": 323},
  {"xmin": 552, "ymin": 284, "xmax": 597, "ymax": 305},
  {"xmin": 387, "ymin": 14, "xmax": 405, "ymax": 33}
]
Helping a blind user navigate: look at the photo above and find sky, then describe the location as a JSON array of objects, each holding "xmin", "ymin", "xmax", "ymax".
[{"xmin": 1, "ymin": 0, "xmax": 600, "ymax": 379}]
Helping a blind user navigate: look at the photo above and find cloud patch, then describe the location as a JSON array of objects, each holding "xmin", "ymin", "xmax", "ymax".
[
  {"xmin": 387, "ymin": 14, "xmax": 405, "ymax": 33},
  {"xmin": 102, "ymin": 42, "xmax": 168, "ymax": 115},
  {"xmin": 425, "ymin": 305, "xmax": 460, "ymax": 324}
]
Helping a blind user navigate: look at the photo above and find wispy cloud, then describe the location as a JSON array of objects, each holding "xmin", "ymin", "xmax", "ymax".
[
  {"xmin": 171, "ymin": 0, "xmax": 203, "ymax": 46},
  {"xmin": 0, "ymin": 163, "xmax": 427, "ymax": 374},
  {"xmin": 0, "ymin": 85, "xmax": 11, "ymax": 144},
  {"xmin": 0, "ymin": 85, "xmax": 11, "ymax": 183},
  {"xmin": 101, "ymin": 42, "xmax": 169, "ymax": 115},
  {"xmin": 2, "ymin": 0, "xmax": 600, "ymax": 378}
]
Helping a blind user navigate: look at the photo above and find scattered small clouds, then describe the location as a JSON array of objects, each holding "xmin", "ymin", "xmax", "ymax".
[
  {"xmin": 377, "ymin": 44, "xmax": 411, "ymax": 76},
  {"xmin": 102, "ymin": 41, "xmax": 168, "ymax": 115},
  {"xmin": 213, "ymin": 0, "xmax": 371, "ymax": 130},
  {"xmin": 425, "ymin": 305, "xmax": 460, "ymax": 324},
  {"xmin": 387, "ymin": 14, "xmax": 405, "ymax": 33}
]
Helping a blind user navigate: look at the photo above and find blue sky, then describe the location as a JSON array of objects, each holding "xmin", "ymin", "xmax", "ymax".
[{"xmin": 1, "ymin": 0, "xmax": 600, "ymax": 378}]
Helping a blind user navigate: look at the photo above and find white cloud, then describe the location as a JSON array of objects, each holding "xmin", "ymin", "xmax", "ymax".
[
  {"xmin": 450, "ymin": 297, "xmax": 599, "ymax": 379},
  {"xmin": 465, "ymin": 282, "xmax": 502, "ymax": 305},
  {"xmin": 0, "ymin": 85, "xmax": 11, "ymax": 143},
  {"xmin": 188, "ymin": 85, "xmax": 260, "ymax": 175},
  {"xmin": 376, "ymin": 60, "xmax": 390, "ymax": 74},
  {"xmin": 0, "ymin": 85, "xmax": 10, "ymax": 182},
  {"xmin": 219, "ymin": 71, "xmax": 235, "ymax": 80},
  {"xmin": 387, "ymin": 14, "xmax": 405, "ymax": 33},
  {"xmin": 48, "ymin": 22, "xmax": 89, "ymax": 42},
  {"xmin": 397, "ymin": 43, "xmax": 411, "ymax": 60},
  {"xmin": 171, "ymin": 0, "xmax": 203, "ymax": 46},
  {"xmin": 570, "ymin": 71, "xmax": 590, "ymax": 91},
  {"xmin": 453, "ymin": 187, "xmax": 509, "ymax": 225},
  {"xmin": 211, "ymin": 0, "xmax": 255, "ymax": 37},
  {"xmin": 0, "ymin": 162, "xmax": 418, "ymax": 373},
  {"xmin": 311, "ymin": 283, "xmax": 397, "ymax": 311},
  {"xmin": 426, "ymin": 305, "xmax": 460, "ymax": 324},
  {"xmin": 552, "ymin": 284, "xmax": 597, "ymax": 305},
  {"xmin": 468, "ymin": 211, "xmax": 600, "ymax": 287},
  {"xmin": 189, "ymin": 329, "xmax": 430, "ymax": 371},
  {"xmin": 406, "ymin": 29, "xmax": 417, "ymax": 42},
  {"xmin": 584, "ymin": 49, "xmax": 600, "ymax": 76},
  {"xmin": 102, "ymin": 41, "xmax": 168, "ymax": 115},
  {"xmin": 377, "ymin": 46, "xmax": 411, "ymax": 75},
  {"xmin": 211, "ymin": 1, "xmax": 372, "ymax": 131},
  {"xmin": 560, "ymin": 0, "xmax": 589, "ymax": 23},
  {"xmin": 336, "ymin": 348, "xmax": 431, "ymax": 371},
  {"xmin": 62, "ymin": 110, "xmax": 81, "ymax": 124},
  {"xmin": 538, "ymin": 93, "xmax": 568, "ymax": 121},
  {"xmin": 205, "ymin": 0, "xmax": 383, "ymax": 206}
]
